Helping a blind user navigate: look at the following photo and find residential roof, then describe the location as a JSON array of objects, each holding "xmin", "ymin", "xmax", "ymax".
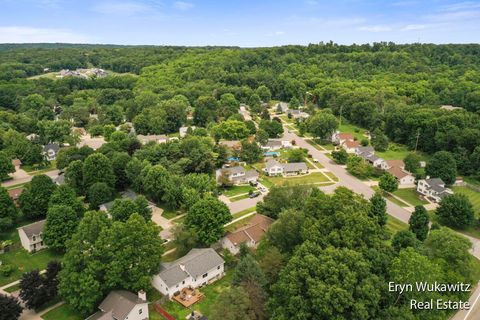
[
  {"xmin": 11, "ymin": 159, "xmax": 22, "ymax": 167},
  {"xmin": 218, "ymin": 166, "xmax": 246, "ymax": 176},
  {"xmin": 100, "ymin": 190, "xmax": 139, "ymax": 211},
  {"xmin": 54, "ymin": 172, "xmax": 65, "ymax": 185},
  {"xmin": 356, "ymin": 146, "xmax": 374, "ymax": 154},
  {"xmin": 219, "ymin": 140, "xmax": 241, "ymax": 149},
  {"xmin": 387, "ymin": 166, "xmax": 411, "ymax": 179},
  {"xmin": 266, "ymin": 139, "xmax": 282, "ymax": 147},
  {"xmin": 338, "ymin": 133, "xmax": 354, "ymax": 140},
  {"xmin": 265, "ymin": 159, "xmax": 282, "ymax": 171},
  {"xmin": 386, "ymin": 160, "xmax": 405, "ymax": 169},
  {"xmin": 43, "ymin": 143, "xmax": 60, "ymax": 153},
  {"xmin": 96, "ymin": 290, "xmax": 146, "ymax": 320},
  {"xmin": 8, "ymin": 187, "xmax": 23, "ymax": 199},
  {"xmin": 282, "ymin": 162, "xmax": 308, "ymax": 172},
  {"xmin": 226, "ymin": 214, "xmax": 274, "ymax": 246},
  {"xmin": 137, "ymin": 134, "xmax": 169, "ymax": 143},
  {"xmin": 344, "ymin": 140, "xmax": 360, "ymax": 148},
  {"xmin": 158, "ymin": 248, "xmax": 224, "ymax": 287},
  {"xmin": 18, "ymin": 220, "xmax": 46, "ymax": 239},
  {"xmin": 425, "ymin": 178, "xmax": 447, "ymax": 193},
  {"xmin": 231, "ymin": 170, "xmax": 258, "ymax": 182}
]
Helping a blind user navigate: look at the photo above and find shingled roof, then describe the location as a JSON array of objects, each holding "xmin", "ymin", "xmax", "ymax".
[{"xmin": 18, "ymin": 220, "xmax": 45, "ymax": 240}]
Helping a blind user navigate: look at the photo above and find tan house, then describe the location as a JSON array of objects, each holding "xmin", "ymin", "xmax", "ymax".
[
  {"xmin": 137, "ymin": 135, "xmax": 169, "ymax": 145},
  {"xmin": 221, "ymin": 214, "xmax": 274, "ymax": 254},
  {"xmin": 18, "ymin": 220, "xmax": 47, "ymax": 252}
]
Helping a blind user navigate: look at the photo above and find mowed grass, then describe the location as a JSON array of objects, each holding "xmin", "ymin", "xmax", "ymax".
[
  {"xmin": 222, "ymin": 185, "xmax": 255, "ymax": 197},
  {"xmin": 338, "ymin": 123, "xmax": 367, "ymax": 141},
  {"xmin": 452, "ymin": 186, "xmax": 480, "ymax": 216},
  {"xmin": 386, "ymin": 215, "xmax": 409, "ymax": 234},
  {"xmin": 231, "ymin": 207, "xmax": 256, "ymax": 220},
  {"xmin": 0, "ymin": 248, "xmax": 63, "ymax": 286},
  {"xmin": 266, "ymin": 172, "xmax": 330, "ymax": 186},
  {"xmin": 392, "ymin": 188, "xmax": 429, "ymax": 207},
  {"xmin": 159, "ymin": 271, "xmax": 234, "ymax": 319},
  {"xmin": 42, "ymin": 304, "xmax": 82, "ymax": 320}
]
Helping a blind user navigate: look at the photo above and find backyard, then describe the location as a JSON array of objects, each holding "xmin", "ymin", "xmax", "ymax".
[{"xmin": 452, "ymin": 186, "xmax": 480, "ymax": 216}]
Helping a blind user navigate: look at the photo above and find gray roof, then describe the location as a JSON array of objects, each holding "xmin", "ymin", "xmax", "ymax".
[
  {"xmin": 265, "ymin": 159, "xmax": 282, "ymax": 171},
  {"xmin": 231, "ymin": 170, "xmax": 258, "ymax": 182},
  {"xmin": 158, "ymin": 248, "xmax": 224, "ymax": 287},
  {"xmin": 96, "ymin": 291, "xmax": 145, "ymax": 320},
  {"xmin": 357, "ymin": 146, "xmax": 374, "ymax": 154},
  {"xmin": 425, "ymin": 178, "xmax": 446, "ymax": 193},
  {"xmin": 223, "ymin": 166, "xmax": 245, "ymax": 175},
  {"xmin": 282, "ymin": 162, "xmax": 308, "ymax": 172},
  {"xmin": 18, "ymin": 220, "xmax": 46, "ymax": 239},
  {"xmin": 43, "ymin": 143, "xmax": 60, "ymax": 153},
  {"xmin": 54, "ymin": 172, "xmax": 65, "ymax": 185},
  {"xmin": 266, "ymin": 140, "xmax": 282, "ymax": 147},
  {"xmin": 100, "ymin": 190, "xmax": 138, "ymax": 211}
]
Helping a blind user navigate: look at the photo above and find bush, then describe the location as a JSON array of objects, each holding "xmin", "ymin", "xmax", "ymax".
[{"xmin": 0, "ymin": 264, "xmax": 14, "ymax": 276}]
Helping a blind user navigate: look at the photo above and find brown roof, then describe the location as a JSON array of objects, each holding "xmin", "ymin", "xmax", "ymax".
[
  {"xmin": 11, "ymin": 159, "xmax": 22, "ymax": 167},
  {"xmin": 338, "ymin": 133, "xmax": 354, "ymax": 140},
  {"xmin": 386, "ymin": 160, "xmax": 404, "ymax": 169},
  {"xmin": 226, "ymin": 214, "xmax": 274, "ymax": 245},
  {"xmin": 8, "ymin": 188, "xmax": 23, "ymax": 200},
  {"xmin": 344, "ymin": 140, "xmax": 360, "ymax": 148},
  {"xmin": 387, "ymin": 166, "xmax": 410, "ymax": 179}
]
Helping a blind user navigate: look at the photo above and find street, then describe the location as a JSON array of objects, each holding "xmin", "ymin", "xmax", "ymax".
[{"xmin": 1, "ymin": 169, "xmax": 60, "ymax": 188}]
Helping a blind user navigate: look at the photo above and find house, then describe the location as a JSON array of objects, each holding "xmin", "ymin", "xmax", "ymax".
[
  {"xmin": 275, "ymin": 102, "xmax": 289, "ymax": 113},
  {"xmin": 260, "ymin": 139, "xmax": 292, "ymax": 152},
  {"xmin": 355, "ymin": 146, "xmax": 375, "ymax": 156},
  {"xmin": 11, "ymin": 159, "xmax": 21, "ymax": 171},
  {"xmin": 152, "ymin": 248, "xmax": 225, "ymax": 298},
  {"xmin": 221, "ymin": 214, "xmax": 273, "ymax": 254},
  {"xmin": 26, "ymin": 133, "xmax": 39, "ymax": 141},
  {"xmin": 8, "ymin": 187, "xmax": 23, "ymax": 206},
  {"xmin": 42, "ymin": 143, "xmax": 60, "ymax": 161},
  {"xmin": 385, "ymin": 160, "xmax": 405, "ymax": 169},
  {"xmin": 18, "ymin": 220, "xmax": 47, "ymax": 253},
  {"xmin": 287, "ymin": 109, "xmax": 310, "ymax": 120},
  {"xmin": 179, "ymin": 126, "xmax": 196, "ymax": 138},
  {"xmin": 387, "ymin": 166, "xmax": 415, "ymax": 186},
  {"xmin": 99, "ymin": 190, "xmax": 148, "ymax": 212},
  {"xmin": 137, "ymin": 134, "xmax": 169, "ymax": 145},
  {"xmin": 219, "ymin": 140, "xmax": 242, "ymax": 151},
  {"xmin": 216, "ymin": 166, "xmax": 259, "ymax": 185},
  {"xmin": 417, "ymin": 178, "xmax": 453, "ymax": 203},
  {"xmin": 355, "ymin": 147, "xmax": 387, "ymax": 169},
  {"xmin": 86, "ymin": 290, "xmax": 148, "ymax": 320},
  {"xmin": 54, "ymin": 172, "xmax": 65, "ymax": 185},
  {"xmin": 331, "ymin": 132, "xmax": 354, "ymax": 145},
  {"xmin": 264, "ymin": 159, "xmax": 308, "ymax": 176},
  {"xmin": 342, "ymin": 140, "xmax": 360, "ymax": 153}
]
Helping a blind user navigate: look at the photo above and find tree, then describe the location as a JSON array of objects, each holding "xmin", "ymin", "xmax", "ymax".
[
  {"xmin": 43, "ymin": 261, "xmax": 62, "ymax": 300},
  {"xmin": 436, "ymin": 194, "xmax": 474, "ymax": 229},
  {"xmin": 289, "ymin": 97, "xmax": 300, "ymax": 109},
  {"xmin": 426, "ymin": 151, "xmax": 457, "ymax": 185},
  {"xmin": 142, "ymin": 164, "xmax": 169, "ymax": 202},
  {"xmin": 256, "ymin": 85, "xmax": 272, "ymax": 103},
  {"xmin": 404, "ymin": 153, "xmax": 421, "ymax": 174},
  {"xmin": 248, "ymin": 94, "xmax": 262, "ymax": 114},
  {"xmin": 233, "ymin": 254, "xmax": 267, "ymax": 287},
  {"xmin": 379, "ymin": 172, "xmax": 398, "ymax": 193},
  {"xmin": 82, "ymin": 153, "xmax": 115, "ymax": 190},
  {"xmin": 369, "ymin": 191, "xmax": 387, "ymax": 226},
  {"xmin": 257, "ymin": 185, "xmax": 313, "ymax": 219},
  {"xmin": 346, "ymin": 156, "xmax": 372, "ymax": 179},
  {"xmin": 19, "ymin": 270, "xmax": 46, "ymax": 309},
  {"xmin": 286, "ymin": 148, "xmax": 306, "ymax": 163},
  {"xmin": 240, "ymin": 139, "xmax": 263, "ymax": 164},
  {"xmin": 210, "ymin": 286, "xmax": 254, "ymax": 320},
  {"xmin": 185, "ymin": 196, "xmax": 232, "ymax": 245},
  {"xmin": 87, "ymin": 182, "xmax": 112, "ymax": 209},
  {"xmin": 258, "ymin": 246, "xmax": 284, "ymax": 285},
  {"xmin": 371, "ymin": 129, "xmax": 389, "ymax": 152},
  {"xmin": 48, "ymin": 185, "xmax": 84, "ymax": 217},
  {"xmin": 266, "ymin": 209, "xmax": 305, "ymax": 254},
  {"xmin": 212, "ymin": 120, "xmax": 250, "ymax": 140},
  {"xmin": 0, "ymin": 186, "xmax": 18, "ymax": 231},
  {"xmin": 391, "ymin": 230, "xmax": 420, "ymax": 252},
  {"xmin": 255, "ymin": 129, "xmax": 269, "ymax": 145},
  {"xmin": 307, "ymin": 112, "xmax": 338, "ymax": 140},
  {"xmin": 44, "ymin": 205, "xmax": 79, "ymax": 251},
  {"xmin": 172, "ymin": 224, "xmax": 199, "ymax": 257},
  {"xmin": 65, "ymin": 160, "xmax": 84, "ymax": 195},
  {"xmin": 0, "ymin": 294, "xmax": 22, "ymax": 320},
  {"xmin": 259, "ymin": 120, "xmax": 283, "ymax": 138},
  {"xmin": 109, "ymin": 197, "xmax": 152, "ymax": 222},
  {"xmin": 331, "ymin": 150, "xmax": 348, "ymax": 167},
  {"xmin": 409, "ymin": 205, "xmax": 429, "ymax": 241},
  {"xmin": 0, "ymin": 151, "xmax": 14, "ymax": 178},
  {"xmin": 111, "ymin": 152, "xmax": 131, "ymax": 190},
  {"xmin": 19, "ymin": 174, "xmax": 56, "ymax": 219}
]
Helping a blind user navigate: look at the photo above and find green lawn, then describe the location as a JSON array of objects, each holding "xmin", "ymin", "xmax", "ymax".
[
  {"xmin": 452, "ymin": 186, "xmax": 480, "ymax": 216},
  {"xmin": 392, "ymin": 188, "xmax": 429, "ymax": 207},
  {"xmin": 231, "ymin": 207, "xmax": 256, "ymax": 220},
  {"xmin": 259, "ymin": 177, "xmax": 274, "ymax": 189},
  {"xmin": 3, "ymin": 283, "xmax": 20, "ymax": 293},
  {"xmin": 159, "ymin": 271, "xmax": 234, "ymax": 319},
  {"xmin": 338, "ymin": 123, "xmax": 367, "ymax": 141},
  {"xmin": 42, "ymin": 304, "xmax": 82, "ymax": 320},
  {"xmin": 373, "ymin": 187, "xmax": 409, "ymax": 207},
  {"xmin": 0, "ymin": 248, "xmax": 63, "ymax": 286},
  {"xmin": 324, "ymin": 171, "xmax": 339, "ymax": 182},
  {"xmin": 265, "ymin": 172, "xmax": 330, "ymax": 186},
  {"xmin": 222, "ymin": 185, "xmax": 255, "ymax": 197},
  {"xmin": 376, "ymin": 143, "xmax": 412, "ymax": 160},
  {"xmin": 386, "ymin": 215, "xmax": 409, "ymax": 234},
  {"xmin": 229, "ymin": 193, "xmax": 250, "ymax": 202},
  {"xmin": 157, "ymin": 203, "xmax": 182, "ymax": 220},
  {"xmin": 22, "ymin": 161, "xmax": 56, "ymax": 174}
]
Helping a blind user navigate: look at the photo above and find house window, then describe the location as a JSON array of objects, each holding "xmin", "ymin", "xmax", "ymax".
[
  {"xmin": 182, "ymin": 280, "xmax": 185, "ymax": 284},
  {"xmin": 32, "ymin": 236, "xmax": 36, "ymax": 241},
  {"xmin": 202, "ymin": 273, "xmax": 208, "ymax": 278},
  {"xmin": 139, "ymin": 309, "xmax": 143, "ymax": 314},
  {"xmin": 217, "ymin": 266, "xmax": 220, "ymax": 270}
]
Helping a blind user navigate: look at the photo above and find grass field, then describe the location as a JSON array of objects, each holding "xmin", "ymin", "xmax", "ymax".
[
  {"xmin": 22, "ymin": 161, "xmax": 56, "ymax": 174},
  {"xmin": 157, "ymin": 203, "xmax": 182, "ymax": 220},
  {"xmin": 452, "ymin": 186, "xmax": 480, "ymax": 216},
  {"xmin": 392, "ymin": 188, "xmax": 429, "ymax": 207},
  {"xmin": 42, "ymin": 304, "xmax": 81, "ymax": 320},
  {"xmin": 265, "ymin": 172, "xmax": 330, "ymax": 186},
  {"xmin": 231, "ymin": 207, "xmax": 256, "ymax": 220},
  {"xmin": 222, "ymin": 185, "xmax": 255, "ymax": 197},
  {"xmin": 386, "ymin": 215, "xmax": 409, "ymax": 234},
  {"xmin": 229, "ymin": 193, "xmax": 250, "ymax": 202},
  {"xmin": 159, "ymin": 271, "xmax": 233, "ymax": 319},
  {"xmin": 324, "ymin": 171, "xmax": 339, "ymax": 182},
  {"xmin": 338, "ymin": 123, "xmax": 367, "ymax": 141}
]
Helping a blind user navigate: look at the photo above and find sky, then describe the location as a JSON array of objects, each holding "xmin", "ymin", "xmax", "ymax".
[{"xmin": 0, "ymin": 0, "xmax": 479, "ymax": 46}]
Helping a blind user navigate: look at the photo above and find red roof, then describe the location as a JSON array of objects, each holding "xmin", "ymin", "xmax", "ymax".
[
  {"xmin": 338, "ymin": 133, "xmax": 354, "ymax": 140},
  {"xmin": 8, "ymin": 188, "xmax": 23, "ymax": 200},
  {"xmin": 387, "ymin": 167, "xmax": 410, "ymax": 179},
  {"xmin": 226, "ymin": 214, "xmax": 274, "ymax": 245},
  {"xmin": 344, "ymin": 140, "xmax": 360, "ymax": 148}
]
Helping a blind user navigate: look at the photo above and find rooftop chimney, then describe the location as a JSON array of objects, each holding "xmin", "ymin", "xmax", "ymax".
[{"xmin": 138, "ymin": 290, "xmax": 146, "ymax": 302}]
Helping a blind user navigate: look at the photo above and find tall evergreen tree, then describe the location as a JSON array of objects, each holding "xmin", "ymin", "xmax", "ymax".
[
  {"xmin": 409, "ymin": 206, "xmax": 429, "ymax": 241},
  {"xmin": 369, "ymin": 191, "xmax": 387, "ymax": 226}
]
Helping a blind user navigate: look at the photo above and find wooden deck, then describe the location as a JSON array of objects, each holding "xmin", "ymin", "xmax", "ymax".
[{"xmin": 172, "ymin": 287, "xmax": 204, "ymax": 308}]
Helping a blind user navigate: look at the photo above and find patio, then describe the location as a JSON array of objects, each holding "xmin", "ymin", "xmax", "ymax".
[{"xmin": 172, "ymin": 287, "xmax": 204, "ymax": 308}]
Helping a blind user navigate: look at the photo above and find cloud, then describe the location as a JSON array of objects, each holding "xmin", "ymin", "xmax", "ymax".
[
  {"xmin": 275, "ymin": 31, "xmax": 285, "ymax": 35},
  {"xmin": 440, "ymin": 1, "xmax": 480, "ymax": 12},
  {"xmin": 92, "ymin": 1, "xmax": 151, "ymax": 15},
  {"xmin": 0, "ymin": 26, "xmax": 91, "ymax": 43},
  {"xmin": 173, "ymin": 1, "xmax": 193, "ymax": 10},
  {"xmin": 358, "ymin": 25, "xmax": 392, "ymax": 32},
  {"xmin": 425, "ymin": 10, "xmax": 480, "ymax": 22},
  {"xmin": 306, "ymin": 0, "xmax": 318, "ymax": 5},
  {"xmin": 401, "ymin": 24, "xmax": 426, "ymax": 31}
]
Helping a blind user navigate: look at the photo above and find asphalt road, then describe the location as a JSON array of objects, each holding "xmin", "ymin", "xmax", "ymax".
[{"xmin": 1, "ymin": 169, "xmax": 60, "ymax": 188}]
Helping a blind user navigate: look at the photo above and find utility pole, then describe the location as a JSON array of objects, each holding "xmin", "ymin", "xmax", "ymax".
[{"xmin": 414, "ymin": 130, "xmax": 420, "ymax": 152}]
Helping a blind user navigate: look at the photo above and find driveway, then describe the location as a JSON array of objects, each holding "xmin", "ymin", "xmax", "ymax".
[
  {"xmin": 151, "ymin": 206, "xmax": 174, "ymax": 240},
  {"xmin": 77, "ymin": 134, "xmax": 106, "ymax": 150}
]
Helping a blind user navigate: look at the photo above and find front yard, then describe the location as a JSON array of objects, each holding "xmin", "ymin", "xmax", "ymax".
[
  {"xmin": 264, "ymin": 172, "xmax": 331, "ymax": 187},
  {"xmin": 42, "ymin": 304, "xmax": 81, "ymax": 320},
  {"xmin": 221, "ymin": 185, "xmax": 255, "ymax": 197},
  {"xmin": 452, "ymin": 186, "xmax": 480, "ymax": 215},
  {"xmin": 392, "ymin": 188, "xmax": 429, "ymax": 207}
]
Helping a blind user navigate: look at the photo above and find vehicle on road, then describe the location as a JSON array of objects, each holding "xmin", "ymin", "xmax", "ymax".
[{"xmin": 249, "ymin": 191, "xmax": 261, "ymax": 198}]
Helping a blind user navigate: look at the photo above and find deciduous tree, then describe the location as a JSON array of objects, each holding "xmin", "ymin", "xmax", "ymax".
[
  {"xmin": 19, "ymin": 174, "xmax": 56, "ymax": 219},
  {"xmin": 409, "ymin": 205, "xmax": 429, "ymax": 241}
]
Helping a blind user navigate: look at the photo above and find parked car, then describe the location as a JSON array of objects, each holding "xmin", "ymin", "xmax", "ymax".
[
  {"xmin": 249, "ymin": 180, "xmax": 258, "ymax": 186},
  {"xmin": 313, "ymin": 158, "xmax": 319, "ymax": 163},
  {"xmin": 249, "ymin": 192, "xmax": 261, "ymax": 198},
  {"xmin": 258, "ymin": 186, "xmax": 267, "ymax": 193}
]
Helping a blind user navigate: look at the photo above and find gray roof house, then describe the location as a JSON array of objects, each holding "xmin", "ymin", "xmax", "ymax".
[
  {"xmin": 264, "ymin": 159, "xmax": 308, "ymax": 176},
  {"xmin": 417, "ymin": 178, "xmax": 454, "ymax": 203},
  {"xmin": 355, "ymin": 146, "xmax": 375, "ymax": 155},
  {"xmin": 276, "ymin": 102, "xmax": 289, "ymax": 113},
  {"xmin": 18, "ymin": 220, "xmax": 47, "ymax": 253},
  {"xmin": 42, "ymin": 143, "xmax": 60, "ymax": 161},
  {"xmin": 152, "ymin": 248, "xmax": 225, "ymax": 298},
  {"xmin": 86, "ymin": 290, "xmax": 148, "ymax": 320},
  {"xmin": 99, "ymin": 190, "xmax": 148, "ymax": 212},
  {"xmin": 215, "ymin": 166, "xmax": 259, "ymax": 185}
]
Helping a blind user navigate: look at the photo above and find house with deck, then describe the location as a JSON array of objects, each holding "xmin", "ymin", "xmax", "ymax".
[
  {"xmin": 152, "ymin": 248, "xmax": 225, "ymax": 298},
  {"xmin": 18, "ymin": 220, "xmax": 47, "ymax": 252},
  {"xmin": 417, "ymin": 178, "xmax": 453, "ymax": 203},
  {"xmin": 86, "ymin": 290, "xmax": 148, "ymax": 320}
]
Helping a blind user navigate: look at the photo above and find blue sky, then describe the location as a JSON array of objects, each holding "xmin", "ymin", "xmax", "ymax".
[{"xmin": 0, "ymin": 0, "xmax": 479, "ymax": 46}]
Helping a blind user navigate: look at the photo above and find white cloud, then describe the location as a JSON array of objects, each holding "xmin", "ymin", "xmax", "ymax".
[
  {"xmin": 425, "ymin": 10, "xmax": 480, "ymax": 22},
  {"xmin": 440, "ymin": 1, "xmax": 480, "ymax": 12},
  {"xmin": 173, "ymin": 1, "xmax": 193, "ymax": 10},
  {"xmin": 275, "ymin": 31, "xmax": 285, "ymax": 35},
  {"xmin": 0, "ymin": 26, "xmax": 91, "ymax": 43},
  {"xmin": 401, "ymin": 24, "xmax": 426, "ymax": 31},
  {"xmin": 358, "ymin": 25, "xmax": 392, "ymax": 32},
  {"xmin": 306, "ymin": 0, "xmax": 318, "ymax": 5},
  {"xmin": 92, "ymin": 1, "xmax": 150, "ymax": 15}
]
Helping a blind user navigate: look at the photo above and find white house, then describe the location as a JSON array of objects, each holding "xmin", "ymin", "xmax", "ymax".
[
  {"xmin": 356, "ymin": 147, "xmax": 387, "ymax": 170},
  {"xmin": 332, "ymin": 132, "xmax": 354, "ymax": 145},
  {"xmin": 342, "ymin": 140, "xmax": 360, "ymax": 153},
  {"xmin": 215, "ymin": 166, "xmax": 259, "ymax": 185},
  {"xmin": 137, "ymin": 134, "xmax": 169, "ymax": 145},
  {"xmin": 152, "ymin": 248, "xmax": 225, "ymax": 298},
  {"xmin": 417, "ymin": 178, "xmax": 453, "ymax": 203},
  {"xmin": 275, "ymin": 102, "xmax": 289, "ymax": 113},
  {"xmin": 179, "ymin": 126, "xmax": 196, "ymax": 138},
  {"xmin": 221, "ymin": 214, "xmax": 273, "ymax": 255},
  {"xmin": 387, "ymin": 167, "xmax": 415, "ymax": 186},
  {"xmin": 264, "ymin": 159, "xmax": 308, "ymax": 176},
  {"xmin": 42, "ymin": 143, "xmax": 60, "ymax": 161},
  {"xmin": 18, "ymin": 220, "xmax": 47, "ymax": 253},
  {"xmin": 260, "ymin": 139, "xmax": 292, "ymax": 152},
  {"xmin": 85, "ymin": 290, "xmax": 148, "ymax": 320}
]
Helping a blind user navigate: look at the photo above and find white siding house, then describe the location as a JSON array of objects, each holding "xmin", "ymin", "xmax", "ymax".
[
  {"xmin": 86, "ymin": 290, "xmax": 148, "ymax": 320},
  {"xmin": 18, "ymin": 220, "xmax": 47, "ymax": 253}
]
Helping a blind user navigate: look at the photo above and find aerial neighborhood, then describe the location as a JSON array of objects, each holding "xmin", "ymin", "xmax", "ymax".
[{"xmin": 0, "ymin": 39, "xmax": 480, "ymax": 320}]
